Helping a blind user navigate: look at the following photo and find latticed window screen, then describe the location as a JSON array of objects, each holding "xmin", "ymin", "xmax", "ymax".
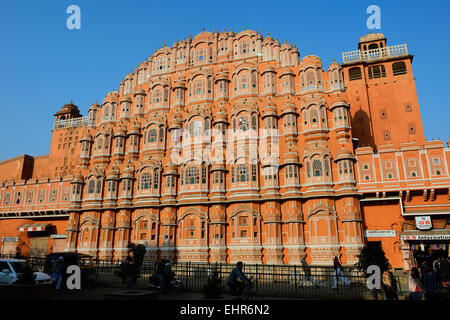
[
  {"xmin": 140, "ymin": 173, "xmax": 151, "ymax": 190},
  {"xmin": 148, "ymin": 129, "xmax": 157, "ymax": 143},
  {"xmin": 238, "ymin": 164, "xmax": 249, "ymax": 182},
  {"xmin": 186, "ymin": 166, "xmax": 200, "ymax": 184},
  {"xmin": 312, "ymin": 159, "xmax": 323, "ymax": 177},
  {"xmin": 324, "ymin": 159, "xmax": 330, "ymax": 176}
]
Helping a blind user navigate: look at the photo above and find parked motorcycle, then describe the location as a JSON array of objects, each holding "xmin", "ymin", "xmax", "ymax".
[{"xmin": 147, "ymin": 273, "xmax": 183, "ymax": 294}]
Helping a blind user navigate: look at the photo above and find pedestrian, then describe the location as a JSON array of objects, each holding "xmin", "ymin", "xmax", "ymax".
[
  {"xmin": 408, "ymin": 267, "xmax": 423, "ymax": 300},
  {"xmin": 14, "ymin": 246, "xmax": 23, "ymax": 259},
  {"xmin": 382, "ymin": 264, "xmax": 398, "ymax": 300},
  {"xmin": 51, "ymin": 256, "xmax": 65, "ymax": 290},
  {"xmin": 332, "ymin": 256, "xmax": 350, "ymax": 289},
  {"xmin": 157, "ymin": 259, "xmax": 168, "ymax": 294},
  {"xmin": 123, "ymin": 251, "xmax": 138, "ymax": 291},
  {"xmin": 163, "ymin": 261, "xmax": 174, "ymax": 294},
  {"xmin": 119, "ymin": 255, "xmax": 132, "ymax": 291},
  {"xmin": 433, "ymin": 256, "xmax": 441, "ymax": 273},
  {"xmin": 423, "ymin": 262, "xmax": 440, "ymax": 300},
  {"xmin": 299, "ymin": 259, "xmax": 319, "ymax": 288}
]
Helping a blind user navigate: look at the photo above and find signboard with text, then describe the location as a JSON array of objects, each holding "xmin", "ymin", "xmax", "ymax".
[
  {"xmin": 364, "ymin": 230, "xmax": 396, "ymax": 238},
  {"xmin": 415, "ymin": 216, "xmax": 432, "ymax": 230}
]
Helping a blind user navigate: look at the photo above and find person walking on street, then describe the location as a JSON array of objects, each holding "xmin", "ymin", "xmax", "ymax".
[
  {"xmin": 332, "ymin": 256, "xmax": 350, "ymax": 289},
  {"xmin": 123, "ymin": 251, "xmax": 138, "ymax": 291},
  {"xmin": 299, "ymin": 259, "xmax": 319, "ymax": 288},
  {"xmin": 52, "ymin": 256, "xmax": 65, "ymax": 290},
  {"xmin": 408, "ymin": 267, "xmax": 423, "ymax": 300},
  {"xmin": 157, "ymin": 259, "xmax": 168, "ymax": 295},
  {"xmin": 163, "ymin": 261, "xmax": 174, "ymax": 294},
  {"xmin": 382, "ymin": 264, "xmax": 398, "ymax": 300},
  {"xmin": 423, "ymin": 262, "xmax": 440, "ymax": 300}
]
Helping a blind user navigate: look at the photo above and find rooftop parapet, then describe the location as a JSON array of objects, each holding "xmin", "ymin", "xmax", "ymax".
[{"xmin": 342, "ymin": 44, "xmax": 408, "ymax": 64}]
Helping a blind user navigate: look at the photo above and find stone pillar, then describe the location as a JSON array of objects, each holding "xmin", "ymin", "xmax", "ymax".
[
  {"xmin": 262, "ymin": 201, "xmax": 283, "ymax": 264},
  {"xmin": 65, "ymin": 211, "xmax": 80, "ymax": 252},
  {"xmin": 209, "ymin": 204, "xmax": 227, "ymax": 263},
  {"xmin": 98, "ymin": 210, "xmax": 116, "ymax": 260},
  {"xmin": 113, "ymin": 209, "xmax": 131, "ymax": 260},
  {"xmin": 159, "ymin": 207, "xmax": 177, "ymax": 262},
  {"xmin": 283, "ymin": 200, "xmax": 306, "ymax": 264}
]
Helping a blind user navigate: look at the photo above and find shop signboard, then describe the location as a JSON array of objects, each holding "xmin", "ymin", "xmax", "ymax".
[
  {"xmin": 364, "ymin": 230, "xmax": 396, "ymax": 238},
  {"xmin": 415, "ymin": 216, "xmax": 432, "ymax": 230},
  {"xmin": 401, "ymin": 234, "xmax": 450, "ymax": 240}
]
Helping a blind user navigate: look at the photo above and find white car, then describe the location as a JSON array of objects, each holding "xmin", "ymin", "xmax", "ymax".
[{"xmin": 0, "ymin": 259, "xmax": 52, "ymax": 285}]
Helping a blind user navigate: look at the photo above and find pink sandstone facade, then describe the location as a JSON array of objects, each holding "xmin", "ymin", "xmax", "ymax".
[{"xmin": 0, "ymin": 30, "xmax": 449, "ymax": 268}]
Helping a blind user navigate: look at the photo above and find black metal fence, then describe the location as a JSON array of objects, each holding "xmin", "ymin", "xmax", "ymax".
[{"xmin": 1, "ymin": 254, "xmax": 374, "ymax": 298}]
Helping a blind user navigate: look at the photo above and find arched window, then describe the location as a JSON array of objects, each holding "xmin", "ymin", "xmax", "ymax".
[
  {"xmin": 88, "ymin": 180, "xmax": 95, "ymax": 194},
  {"xmin": 251, "ymin": 115, "xmax": 257, "ymax": 130},
  {"xmin": 312, "ymin": 159, "xmax": 323, "ymax": 177},
  {"xmin": 153, "ymin": 170, "xmax": 159, "ymax": 189},
  {"xmin": 306, "ymin": 69, "xmax": 315, "ymax": 88},
  {"xmin": 148, "ymin": 129, "xmax": 157, "ymax": 143},
  {"xmin": 238, "ymin": 117, "xmax": 249, "ymax": 131},
  {"xmin": 392, "ymin": 62, "xmax": 407, "ymax": 76},
  {"xmin": 96, "ymin": 180, "xmax": 102, "ymax": 194},
  {"xmin": 141, "ymin": 173, "xmax": 152, "ymax": 190},
  {"xmin": 368, "ymin": 65, "xmax": 386, "ymax": 79},
  {"xmin": 348, "ymin": 67, "xmax": 362, "ymax": 81},
  {"xmin": 310, "ymin": 108, "xmax": 319, "ymax": 124},
  {"xmin": 186, "ymin": 166, "xmax": 199, "ymax": 184},
  {"xmin": 238, "ymin": 164, "xmax": 249, "ymax": 182},
  {"xmin": 190, "ymin": 120, "xmax": 202, "ymax": 137},
  {"xmin": 153, "ymin": 89, "xmax": 161, "ymax": 103},
  {"xmin": 159, "ymin": 128, "xmax": 164, "ymax": 142}
]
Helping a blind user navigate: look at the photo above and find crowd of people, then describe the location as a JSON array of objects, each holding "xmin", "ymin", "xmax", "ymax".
[
  {"xmin": 408, "ymin": 257, "xmax": 449, "ymax": 300},
  {"xmin": 113, "ymin": 251, "xmax": 449, "ymax": 300}
]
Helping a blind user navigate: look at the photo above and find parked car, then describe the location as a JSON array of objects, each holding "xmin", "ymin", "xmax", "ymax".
[
  {"xmin": 44, "ymin": 252, "xmax": 96, "ymax": 289},
  {"xmin": 0, "ymin": 259, "xmax": 52, "ymax": 285}
]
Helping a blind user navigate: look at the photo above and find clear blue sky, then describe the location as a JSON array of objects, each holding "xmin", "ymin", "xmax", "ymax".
[{"xmin": 1, "ymin": 0, "xmax": 449, "ymax": 161}]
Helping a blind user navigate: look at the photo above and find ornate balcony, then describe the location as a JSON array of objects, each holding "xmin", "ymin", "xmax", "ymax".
[
  {"xmin": 342, "ymin": 44, "xmax": 408, "ymax": 64},
  {"xmin": 53, "ymin": 116, "xmax": 93, "ymax": 130}
]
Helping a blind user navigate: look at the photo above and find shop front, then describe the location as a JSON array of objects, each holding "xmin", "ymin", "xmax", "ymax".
[{"xmin": 400, "ymin": 215, "xmax": 450, "ymax": 270}]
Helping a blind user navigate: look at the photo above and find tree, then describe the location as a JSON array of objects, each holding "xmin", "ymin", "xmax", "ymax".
[
  {"xmin": 354, "ymin": 243, "xmax": 390, "ymax": 300},
  {"xmin": 356, "ymin": 243, "xmax": 390, "ymax": 274}
]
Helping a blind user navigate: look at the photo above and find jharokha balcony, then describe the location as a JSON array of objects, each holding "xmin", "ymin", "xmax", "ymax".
[
  {"xmin": 342, "ymin": 44, "xmax": 408, "ymax": 64},
  {"xmin": 53, "ymin": 116, "xmax": 92, "ymax": 130}
]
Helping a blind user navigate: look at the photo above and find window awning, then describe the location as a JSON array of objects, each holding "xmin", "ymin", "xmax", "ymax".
[{"xmin": 18, "ymin": 223, "xmax": 50, "ymax": 232}]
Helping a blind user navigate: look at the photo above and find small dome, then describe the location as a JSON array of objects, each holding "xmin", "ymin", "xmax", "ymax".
[
  {"xmin": 335, "ymin": 147, "xmax": 355, "ymax": 161},
  {"xmin": 328, "ymin": 61, "xmax": 341, "ymax": 71},
  {"xmin": 54, "ymin": 101, "xmax": 82, "ymax": 118},
  {"xmin": 134, "ymin": 87, "xmax": 146, "ymax": 95},
  {"xmin": 299, "ymin": 55, "xmax": 322, "ymax": 70}
]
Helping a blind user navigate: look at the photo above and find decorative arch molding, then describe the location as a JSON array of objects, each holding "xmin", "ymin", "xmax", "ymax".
[
  {"xmin": 300, "ymin": 100, "xmax": 328, "ymax": 111},
  {"xmin": 235, "ymin": 30, "xmax": 258, "ymax": 41},
  {"xmin": 149, "ymin": 78, "xmax": 171, "ymax": 90},
  {"xmin": 303, "ymin": 145, "xmax": 331, "ymax": 159},
  {"xmin": 231, "ymin": 102, "xmax": 259, "ymax": 117},
  {"xmin": 232, "ymin": 61, "xmax": 258, "ymax": 77},
  {"xmin": 80, "ymin": 215, "xmax": 100, "ymax": 227},
  {"xmin": 86, "ymin": 167, "xmax": 105, "ymax": 179},
  {"xmin": 229, "ymin": 205, "xmax": 260, "ymax": 220},
  {"xmin": 137, "ymin": 157, "xmax": 163, "ymax": 172},
  {"xmin": 177, "ymin": 207, "xmax": 209, "ymax": 223},
  {"xmin": 132, "ymin": 210, "xmax": 159, "ymax": 224},
  {"xmin": 189, "ymin": 68, "xmax": 214, "ymax": 80},
  {"xmin": 186, "ymin": 105, "xmax": 212, "ymax": 120},
  {"xmin": 307, "ymin": 203, "xmax": 336, "ymax": 219}
]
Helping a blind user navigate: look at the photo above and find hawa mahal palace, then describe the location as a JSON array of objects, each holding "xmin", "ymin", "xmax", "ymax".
[{"xmin": 1, "ymin": 29, "xmax": 449, "ymax": 269}]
